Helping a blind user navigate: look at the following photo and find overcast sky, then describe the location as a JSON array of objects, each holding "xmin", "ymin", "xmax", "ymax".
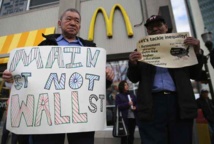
[{"xmin": 171, "ymin": 0, "xmax": 191, "ymax": 33}]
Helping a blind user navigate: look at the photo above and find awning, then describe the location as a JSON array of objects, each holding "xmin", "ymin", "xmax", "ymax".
[{"xmin": 0, "ymin": 27, "xmax": 55, "ymax": 63}]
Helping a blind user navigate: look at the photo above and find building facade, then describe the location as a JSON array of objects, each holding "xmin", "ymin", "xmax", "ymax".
[
  {"xmin": 186, "ymin": 1, "xmax": 214, "ymax": 143},
  {"xmin": 0, "ymin": 0, "xmax": 177, "ymax": 143},
  {"xmin": 198, "ymin": 0, "xmax": 214, "ymax": 44},
  {"xmin": 186, "ymin": 0, "xmax": 214, "ymax": 93}
]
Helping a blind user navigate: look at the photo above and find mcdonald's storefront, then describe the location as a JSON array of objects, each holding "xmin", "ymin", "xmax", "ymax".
[
  {"xmin": 0, "ymin": 6, "xmax": 145, "ymax": 144},
  {"xmin": 0, "ymin": 0, "xmax": 195, "ymax": 143}
]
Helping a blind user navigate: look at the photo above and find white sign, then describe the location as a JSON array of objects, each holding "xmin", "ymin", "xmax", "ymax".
[
  {"xmin": 137, "ymin": 32, "xmax": 198, "ymax": 68},
  {"xmin": 6, "ymin": 46, "xmax": 106, "ymax": 134}
]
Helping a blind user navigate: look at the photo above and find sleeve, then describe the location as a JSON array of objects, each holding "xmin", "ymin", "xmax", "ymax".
[
  {"xmin": 188, "ymin": 54, "xmax": 204, "ymax": 80},
  {"xmin": 106, "ymin": 80, "xmax": 112, "ymax": 89},
  {"xmin": 127, "ymin": 61, "xmax": 141, "ymax": 83},
  {"xmin": 115, "ymin": 94, "xmax": 130, "ymax": 110}
]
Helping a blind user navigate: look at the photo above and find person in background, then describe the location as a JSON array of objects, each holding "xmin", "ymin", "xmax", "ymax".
[
  {"xmin": 107, "ymin": 83, "xmax": 119, "ymax": 105},
  {"xmin": 115, "ymin": 80, "xmax": 137, "ymax": 144},
  {"xmin": 197, "ymin": 89, "xmax": 214, "ymax": 144},
  {"xmin": 127, "ymin": 15, "xmax": 204, "ymax": 144},
  {"xmin": 2, "ymin": 8, "xmax": 114, "ymax": 144}
]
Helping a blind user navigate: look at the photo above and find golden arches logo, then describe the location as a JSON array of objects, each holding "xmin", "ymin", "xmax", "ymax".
[{"xmin": 88, "ymin": 4, "xmax": 134, "ymax": 41}]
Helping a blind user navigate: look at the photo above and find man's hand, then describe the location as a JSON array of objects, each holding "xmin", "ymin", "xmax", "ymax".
[
  {"xmin": 2, "ymin": 70, "xmax": 13, "ymax": 83},
  {"xmin": 106, "ymin": 68, "xmax": 114, "ymax": 81},
  {"xmin": 129, "ymin": 51, "xmax": 142, "ymax": 65},
  {"xmin": 184, "ymin": 37, "xmax": 201, "ymax": 54}
]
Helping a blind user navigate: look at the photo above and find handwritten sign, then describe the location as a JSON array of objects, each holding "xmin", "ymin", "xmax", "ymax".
[
  {"xmin": 6, "ymin": 46, "xmax": 106, "ymax": 134},
  {"xmin": 137, "ymin": 32, "xmax": 198, "ymax": 68}
]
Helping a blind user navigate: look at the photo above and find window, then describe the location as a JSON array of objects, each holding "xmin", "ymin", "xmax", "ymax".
[
  {"xmin": 0, "ymin": 0, "xmax": 60, "ymax": 16},
  {"xmin": 106, "ymin": 59, "xmax": 138, "ymax": 126},
  {"xmin": 29, "ymin": 0, "xmax": 59, "ymax": 9},
  {"xmin": 0, "ymin": 0, "xmax": 29, "ymax": 16}
]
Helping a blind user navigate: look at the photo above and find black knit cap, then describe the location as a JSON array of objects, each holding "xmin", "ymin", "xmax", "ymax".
[{"xmin": 144, "ymin": 15, "xmax": 165, "ymax": 27}]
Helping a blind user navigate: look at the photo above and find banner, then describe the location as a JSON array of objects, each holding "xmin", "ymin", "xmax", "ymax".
[
  {"xmin": 137, "ymin": 32, "xmax": 198, "ymax": 68},
  {"xmin": 6, "ymin": 46, "xmax": 106, "ymax": 134}
]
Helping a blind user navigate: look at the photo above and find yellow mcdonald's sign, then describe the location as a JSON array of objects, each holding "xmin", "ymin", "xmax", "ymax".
[{"xmin": 88, "ymin": 4, "xmax": 134, "ymax": 41}]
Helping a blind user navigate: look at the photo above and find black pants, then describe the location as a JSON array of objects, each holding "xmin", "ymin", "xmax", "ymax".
[
  {"xmin": 121, "ymin": 118, "xmax": 136, "ymax": 144},
  {"xmin": 32, "ymin": 131, "xmax": 94, "ymax": 144},
  {"xmin": 67, "ymin": 131, "xmax": 94, "ymax": 144},
  {"xmin": 137, "ymin": 93, "xmax": 193, "ymax": 144},
  {"xmin": 17, "ymin": 135, "xmax": 30, "ymax": 144},
  {"xmin": 1, "ymin": 120, "xmax": 17, "ymax": 144},
  {"xmin": 1, "ymin": 120, "xmax": 30, "ymax": 144},
  {"xmin": 32, "ymin": 133, "xmax": 65, "ymax": 144}
]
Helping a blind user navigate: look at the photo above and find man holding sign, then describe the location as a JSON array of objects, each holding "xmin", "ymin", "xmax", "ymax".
[
  {"xmin": 3, "ymin": 8, "xmax": 114, "ymax": 144},
  {"xmin": 127, "ymin": 15, "xmax": 204, "ymax": 144}
]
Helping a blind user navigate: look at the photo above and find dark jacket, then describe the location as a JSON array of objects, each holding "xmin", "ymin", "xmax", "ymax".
[
  {"xmin": 127, "ymin": 54, "xmax": 204, "ymax": 121},
  {"xmin": 39, "ymin": 34, "xmax": 96, "ymax": 47},
  {"xmin": 39, "ymin": 34, "xmax": 112, "ymax": 88},
  {"xmin": 115, "ymin": 92, "xmax": 137, "ymax": 124},
  {"xmin": 197, "ymin": 97, "xmax": 214, "ymax": 123}
]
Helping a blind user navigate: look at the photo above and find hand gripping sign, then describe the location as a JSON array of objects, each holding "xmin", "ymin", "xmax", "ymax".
[
  {"xmin": 6, "ymin": 46, "xmax": 106, "ymax": 134},
  {"xmin": 137, "ymin": 32, "xmax": 198, "ymax": 68}
]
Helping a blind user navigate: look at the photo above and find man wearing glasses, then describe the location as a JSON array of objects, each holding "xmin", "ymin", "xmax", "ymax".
[{"xmin": 127, "ymin": 15, "xmax": 204, "ymax": 144}]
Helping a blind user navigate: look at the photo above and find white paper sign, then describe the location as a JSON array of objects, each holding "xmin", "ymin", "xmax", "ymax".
[
  {"xmin": 6, "ymin": 46, "xmax": 106, "ymax": 134},
  {"xmin": 137, "ymin": 32, "xmax": 198, "ymax": 68}
]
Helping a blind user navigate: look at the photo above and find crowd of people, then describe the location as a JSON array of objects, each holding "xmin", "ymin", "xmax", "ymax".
[{"xmin": 1, "ymin": 7, "xmax": 214, "ymax": 144}]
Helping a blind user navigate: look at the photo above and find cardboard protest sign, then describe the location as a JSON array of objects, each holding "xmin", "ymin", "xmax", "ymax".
[
  {"xmin": 6, "ymin": 46, "xmax": 106, "ymax": 134},
  {"xmin": 137, "ymin": 32, "xmax": 198, "ymax": 68}
]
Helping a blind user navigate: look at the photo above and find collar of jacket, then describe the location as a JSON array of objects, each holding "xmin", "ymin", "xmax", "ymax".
[{"xmin": 41, "ymin": 33, "xmax": 96, "ymax": 47}]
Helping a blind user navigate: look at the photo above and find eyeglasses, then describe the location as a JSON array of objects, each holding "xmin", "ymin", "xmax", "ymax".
[{"xmin": 146, "ymin": 22, "xmax": 164, "ymax": 31}]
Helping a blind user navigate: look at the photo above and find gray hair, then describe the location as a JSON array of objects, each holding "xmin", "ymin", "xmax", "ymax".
[{"xmin": 60, "ymin": 8, "xmax": 81, "ymax": 21}]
